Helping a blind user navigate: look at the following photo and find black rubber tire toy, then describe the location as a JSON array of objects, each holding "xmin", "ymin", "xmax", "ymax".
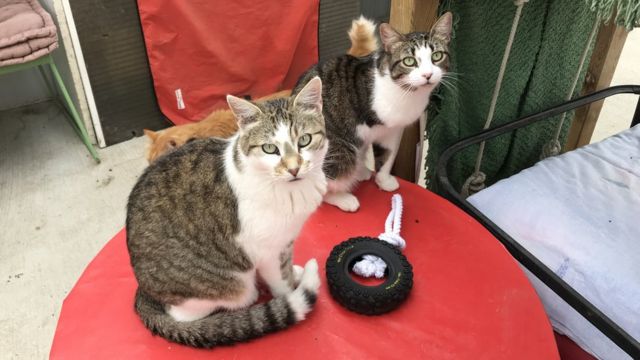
[{"xmin": 325, "ymin": 237, "xmax": 413, "ymax": 315}]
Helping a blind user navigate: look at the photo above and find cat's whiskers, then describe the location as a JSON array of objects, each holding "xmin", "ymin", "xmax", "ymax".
[
  {"xmin": 438, "ymin": 78, "xmax": 456, "ymax": 93},
  {"xmin": 440, "ymin": 72, "xmax": 467, "ymax": 89}
]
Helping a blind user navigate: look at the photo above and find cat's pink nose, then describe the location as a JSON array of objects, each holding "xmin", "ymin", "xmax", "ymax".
[
  {"xmin": 288, "ymin": 167, "xmax": 300, "ymax": 177},
  {"xmin": 422, "ymin": 73, "xmax": 432, "ymax": 80}
]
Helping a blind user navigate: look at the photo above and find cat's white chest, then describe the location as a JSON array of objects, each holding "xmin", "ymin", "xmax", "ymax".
[
  {"xmin": 233, "ymin": 179, "xmax": 325, "ymax": 264},
  {"xmin": 371, "ymin": 70, "xmax": 431, "ymax": 128},
  {"xmin": 236, "ymin": 202, "xmax": 301, "ymax": 263}
]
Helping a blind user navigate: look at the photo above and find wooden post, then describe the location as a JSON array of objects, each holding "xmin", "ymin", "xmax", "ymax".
[
  {"xmin": 565, "ymin": 21, "xmax": 628, "ymax": 150},
  {"xmin": 389, "ymin": 0, "xmax": 439, "ymax": 182}
]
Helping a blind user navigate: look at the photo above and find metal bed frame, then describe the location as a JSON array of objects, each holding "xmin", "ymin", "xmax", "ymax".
[{"xmin": 436, "ymin": 85, "xmax": 640, "ymax": 358}]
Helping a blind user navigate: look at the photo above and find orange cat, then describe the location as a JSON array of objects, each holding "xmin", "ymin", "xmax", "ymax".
[
  {"xmin": 144, "ymin": 17, "xmax": 378, "ymax": 162},
  {"xmin": 144, "ymin": 90, "xmax": 290, "ymax": 162},
  {"xmin": 347, "ymin": 16, "xmax": 379, "ymax": 57}
]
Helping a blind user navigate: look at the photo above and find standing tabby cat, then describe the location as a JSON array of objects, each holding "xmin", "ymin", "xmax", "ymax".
[
  {"xmin": 126, "ymin": 78, "xmax": 326, "ymax": 347},
  {"xmin": 294, "ymin": 12, "xmax": 452, "ymax": 212}
]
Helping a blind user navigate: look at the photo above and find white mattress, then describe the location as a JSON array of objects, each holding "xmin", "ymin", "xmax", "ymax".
[{"xmin": 468, "ymin": 125, "xmax": 640, "ymax": 360}]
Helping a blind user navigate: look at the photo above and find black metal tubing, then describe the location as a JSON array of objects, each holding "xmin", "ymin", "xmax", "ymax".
[
  {"xmin": 632, "ymin": 96, "xmax": 640, "ymax": 128},
  {"xmin": 437, "ymin": 85, "xmax": 640, "ymax": 357}
]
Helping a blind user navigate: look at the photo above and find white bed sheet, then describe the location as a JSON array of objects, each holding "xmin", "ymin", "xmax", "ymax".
[{"xmin": 468, "ymin": 125, "xmax": 640, "ymax": 360}]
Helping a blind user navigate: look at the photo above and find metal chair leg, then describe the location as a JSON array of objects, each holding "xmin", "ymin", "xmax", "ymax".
[
  {"xmin": 46, "ymin": 56, "xmax": 100, "ymax": 163},
  {"xmin": 632, "ymin": 97, "xmax": 640, "ymax": 128},
  {"xmin": 37, "ymin": 64, "xmax": 56, "ymax": 97}
]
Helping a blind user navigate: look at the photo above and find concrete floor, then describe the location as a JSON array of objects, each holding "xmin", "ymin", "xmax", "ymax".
[{"xmin": 0, "ymin": 102, "xmax": 148, "ymax": 359}]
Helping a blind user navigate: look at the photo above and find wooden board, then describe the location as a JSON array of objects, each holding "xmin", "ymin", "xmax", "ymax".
[
  {"xmin": 389, "ymin": 0, "xmax": 439, "ymax": 182},
  {"xmin": 565, "ymin": 21, "xmax": 628, "ymax": 150}
]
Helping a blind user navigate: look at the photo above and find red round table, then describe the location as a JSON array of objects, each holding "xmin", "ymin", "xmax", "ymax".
[{"xmin": 50, "ymin": 180, "xmax": 559, "ymax": 359}]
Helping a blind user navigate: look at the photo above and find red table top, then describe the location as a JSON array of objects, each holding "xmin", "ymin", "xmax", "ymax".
[{"xmin": 50, "ymin": 180, "xmax": 559, "ymax": 359}]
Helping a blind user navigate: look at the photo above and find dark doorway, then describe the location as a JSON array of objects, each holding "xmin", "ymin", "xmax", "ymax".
[{"xmin": 68, "ymin": 0, "xmax": 169, "ymax": 145}]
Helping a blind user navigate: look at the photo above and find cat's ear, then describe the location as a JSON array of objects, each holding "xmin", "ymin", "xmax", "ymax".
[
  {"xmin": 379, "ymin": 23, "xmax": 403, "ymax": 52},
  {"xmin": 226, "ymin": 95, "xmax": 263, "ymax": 129},
  {"xmin": 166, "ymin": 138, "xmax": 178, "ymax": 148},
  {"xmin": 293, "ymin": 76, "xmax": 322, "ymax": 113},
  {"xmin": 143, "ymin": 129, "xmax": 158, "ymax": 141},
  {"xmin": 430, "ymin": 12, "xmax": 453, "ymax": 44}
]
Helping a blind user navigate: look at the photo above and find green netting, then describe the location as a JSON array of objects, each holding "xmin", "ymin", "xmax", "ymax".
[
  {"xmin": 424, "ymin": 0, "xmax": 604, "ymax": 193},
  {"xmin": 585, "ymin": 0, "xmax": 640, "ymax": 30}
]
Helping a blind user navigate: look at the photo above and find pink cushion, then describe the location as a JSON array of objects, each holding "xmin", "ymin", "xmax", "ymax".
[{"xmin": 0, "ymin": 0, "xmax": 57, "ymax": 66}]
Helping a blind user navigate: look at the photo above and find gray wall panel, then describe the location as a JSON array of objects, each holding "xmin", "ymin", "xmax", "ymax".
[{"xmin": 67, "ymin": 0, "xmax": 168, "ymax": 145}]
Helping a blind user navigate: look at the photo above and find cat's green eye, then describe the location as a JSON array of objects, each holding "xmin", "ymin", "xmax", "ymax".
[
  {"xmin": 262, "ymin": 143, "xmax": 279, "ymax": 155},
  {"xmin": 402, "ymin": 56, "xmax": 417, "ymax": 67},
  {"xmin": 431, "ymin": 51, "xmax": 445, "ymax": 62},
  {"xmin": 298, "ymin": 134, "xmax": 312, "ymax": 148}
]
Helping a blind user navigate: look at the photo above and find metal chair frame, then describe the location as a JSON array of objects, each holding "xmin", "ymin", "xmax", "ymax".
[
  {"xmin": 437, "ymin": 85, "xmax": 640, "ymax": 357},
  {"xmin": 0, "ymin": 54, "xmax": 100, "ymax": 162}
]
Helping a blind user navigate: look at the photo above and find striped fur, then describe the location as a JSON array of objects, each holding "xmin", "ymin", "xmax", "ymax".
[
  {"xmin": 293, "ymin": 13, "xmax": 452, "ymax": 211},
  {"xmin": 134, "ymin": 260, "xmax": 320, "ymax": 348},
  {"xmin": 126, "ymin": 81, "xmax": 326, "ymax": 347}
]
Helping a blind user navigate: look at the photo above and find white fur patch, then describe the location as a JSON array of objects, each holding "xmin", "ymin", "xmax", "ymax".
[
  {"xmin": 371, "ymin": 47, "xmax": 443, "ymax": 129},
  {"xmin": 375, "ymin": 172, "xmax": 400, "ymax": 192},
  {"xmin": 300, "ymin": 259, "xmax": 320, "ymax": 290},
  {"xmin": 356, "ymin": 123, "xmax": 392, "ymax": 144},
  {"xmin": 292, "ymin": 265, "xmax": 304, "ymax": 285},
  {"xmin": 327, "ymin": 173, "xmax": 359, "ymax": 193},
  {"xmin": 372, "ymin": 69, "xmax": 433, "ymax": 128},
  {"xmin": 287, "ymin": 259, "xmax": 320, "ymax": 321},
  {"xmin": 406, "ymin": 46, "xmax": 443, "ymax": 87},
  {"xmin": 287, "ymin": 291, "xmax": 310, "ymax": 322},
  {"xmin": 324, "ymin": 191, "xmax": 360, "ymax": 212},
  {"xmin": 167, "ymin": 271, "xmax": 258, "ymax": 322},
  {"xmin": 273, "ymin": 123, "xmax": 291, "ymax": 147},
  {"xmin": 225, "ymin": 135, "xmax": 328, "ymax": 266}
]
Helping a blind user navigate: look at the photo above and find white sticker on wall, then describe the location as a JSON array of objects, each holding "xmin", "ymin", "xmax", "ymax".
[{"xmin": 175, "ymin": 89, "xmax": 185, "ymax": 110}]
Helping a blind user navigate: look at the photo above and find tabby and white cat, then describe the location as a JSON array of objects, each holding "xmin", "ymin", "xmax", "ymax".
[
  {"xmin": 293, "ymin": 12, "xmax": 452, "ymax": 212},
  {"xmin": 126, "ymin": 78, "xmax": 326, "ymax": 347}
]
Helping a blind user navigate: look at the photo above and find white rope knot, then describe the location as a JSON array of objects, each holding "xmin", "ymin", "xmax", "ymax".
[
  {"xmin": 540, "ymin": 139, "xmax": 561, "ymax": 159},
  {"xmin": 461, "ymin": 171, "xmax": 487, "ymax": 198},
  {"xmin": 378, "ymin": 232, "xmax": 406, "ymax": 249},
  {"xmin": 352, "ymin": 194, "xmax": 405, "ymax": 278},
  {"xmin": 352, "ymin": 255, "xmax": 388, "ymax": 279}
]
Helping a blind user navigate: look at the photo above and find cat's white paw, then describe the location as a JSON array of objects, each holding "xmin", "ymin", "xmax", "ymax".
[
  {"xmin": 293, "ymin": 265, "xmax": 304, "ymax": 286},
  {"xmin": 270, "ymin": 282, "xmax": 293, "ymax": 297},
  {"xmin": 324, "ymin": 192, "xmax": 360, "ymax": 212},
  {"xmin": 299, "ymin": 259, "xmax": 320, "ymax": 292},
  {"xmin": 356, "ymin": 166, "xmax": 373, "ymax": 181},
  {"xmin": 288, "ymin": 259, "xmax": 321, "ymax": 321},
  {"xmin": 375, "ymin": 173, "xmax": 399, "ymax": 192}
]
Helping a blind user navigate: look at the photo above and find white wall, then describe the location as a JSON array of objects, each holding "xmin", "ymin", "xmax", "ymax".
[{"xmin": 0, "ymin": 63, "xmax": 50, "ymax": 110}]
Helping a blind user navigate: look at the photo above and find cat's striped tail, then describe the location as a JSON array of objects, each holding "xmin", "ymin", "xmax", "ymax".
[
  {"xmin": 134, "ymin": 259, "xmax": 320, "ymax": 348},
  {"xmin": 347, "ymin": 16, "xmax": 379, "ymax": 57}
]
